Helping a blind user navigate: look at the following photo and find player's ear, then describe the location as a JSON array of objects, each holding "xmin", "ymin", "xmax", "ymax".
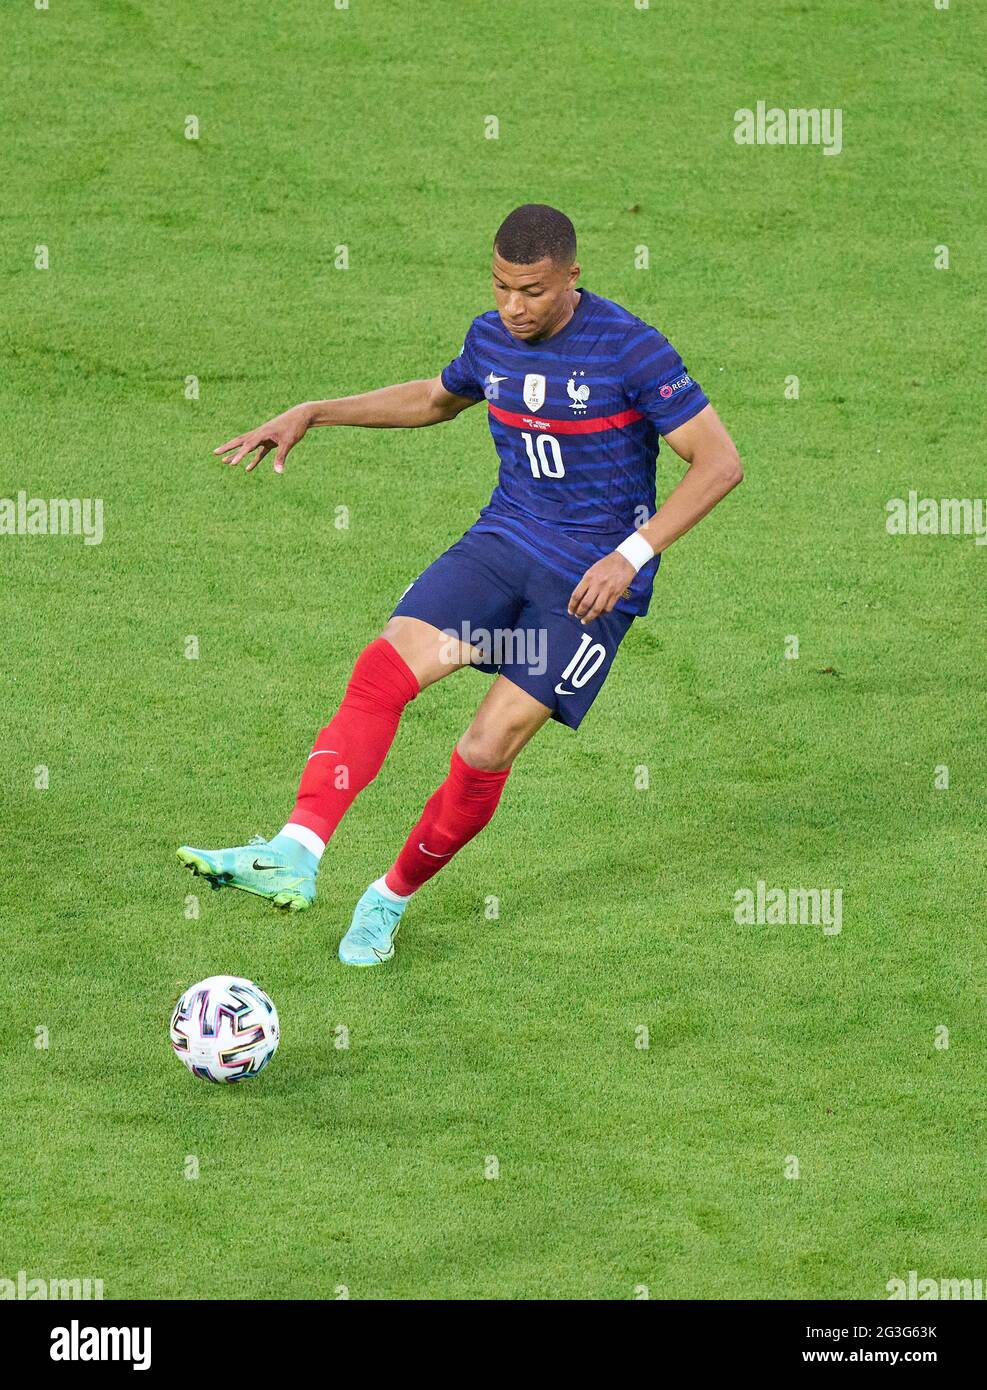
[{"xmin": 568, "ymin": 260, "xmax": 580, "ymax": 287}]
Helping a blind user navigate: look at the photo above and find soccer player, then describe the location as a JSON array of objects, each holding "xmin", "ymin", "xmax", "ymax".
[{"xmin": 178, "ymin": 205, "xmax": 742, "ymax": 965}]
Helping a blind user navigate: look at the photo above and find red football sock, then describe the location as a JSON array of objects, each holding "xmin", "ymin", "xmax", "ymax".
[
  {"xmin": 385, "ymin": 747, "xmax": 512, "ymax": 897},
  {"xmin": 287, "ymin": 638, "xmax": 419, "ymax": 845}
]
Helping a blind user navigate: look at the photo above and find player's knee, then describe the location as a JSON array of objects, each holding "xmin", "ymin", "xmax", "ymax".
[
  {"xmin": 457, "ymin": 725, "xmax": 515, "ymax": 772},
  {"xmin": 375, "ymin": 620, "xmax": 428, "ymax": 681},
  {"xmin": 378, "ymin": 618, "xmax": 404, "ymax": 647}
]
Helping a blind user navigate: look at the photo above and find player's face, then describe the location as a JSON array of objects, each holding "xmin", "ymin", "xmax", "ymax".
[{"xmin": 491, "ymin": 252, "xmax": 580, "ymax": 341}]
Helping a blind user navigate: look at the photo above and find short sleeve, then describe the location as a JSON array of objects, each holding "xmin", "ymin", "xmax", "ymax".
[
  {"xmin": 440, "ymin": 323, "xmax": 486, "ymax": 402},
  {"xmin": 623, "ymin": 329, "xmax": 709, "ymax": 434}
]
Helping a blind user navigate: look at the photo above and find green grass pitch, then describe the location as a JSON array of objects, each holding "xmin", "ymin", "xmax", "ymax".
[{"xmin": 1, "ymin": 0, "xmax": 984, "ymax": 1300}]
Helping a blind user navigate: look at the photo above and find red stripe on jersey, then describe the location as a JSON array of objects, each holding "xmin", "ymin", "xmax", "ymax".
[{"xmin": 487, "ymin": 403, "xmax": 645, "ymax": 434}]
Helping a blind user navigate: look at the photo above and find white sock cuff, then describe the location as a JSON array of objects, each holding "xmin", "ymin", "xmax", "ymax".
[
  {"xmin": 373, "ymin": 875, "xmax": 410, "ymax": 904},
  {"xmin": 281, "ymin": 823, "xmax": 327, "ymax": 859}
]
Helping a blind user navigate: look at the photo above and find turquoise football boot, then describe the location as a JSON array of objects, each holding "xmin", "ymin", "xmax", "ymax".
[
  {"xmin": 338, "ymin": 885, "xmax": 407, "ymax": 966},
  {"xmin": 176, "ymin": 834, "xmax": 315, "ymax": 912}
]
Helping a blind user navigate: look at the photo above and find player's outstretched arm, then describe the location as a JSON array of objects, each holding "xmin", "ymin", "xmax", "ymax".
[
  {"xmin": 568, "ymin": 404, "xmax": 743, "ymax": 623},
  {"xmin": 214, "ymin": 376, "xmax": 478, "ymax": 473}
]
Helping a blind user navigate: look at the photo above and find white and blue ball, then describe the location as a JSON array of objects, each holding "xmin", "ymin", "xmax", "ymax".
[{"xmin": 170, "ymin": 974, "xmax": 279, "ymax": 1083}]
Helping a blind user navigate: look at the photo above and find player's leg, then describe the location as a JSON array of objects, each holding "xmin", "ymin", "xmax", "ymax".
[
  {"xmin": 177, "ymin": 530, "xmax": 519, "ymax": 910},
  {"xmin": 176, "ymin": 618, "xmax": 475, "ymax": 909},
  {"xmin": 273, "ymin": 614, "xmax": 476, "ymax": 843},
  {"xmin": 339, "ymin": 546, "xmax": 637, "ymax": 962},
  {"xmin": 339, "ymin": 676, "xmax": 551, "ymax": 964}
]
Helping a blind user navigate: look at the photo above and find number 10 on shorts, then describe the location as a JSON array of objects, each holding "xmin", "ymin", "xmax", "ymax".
[{"xmin": 560, "ymin": 632, "xmax": 606, "ymax": 688}]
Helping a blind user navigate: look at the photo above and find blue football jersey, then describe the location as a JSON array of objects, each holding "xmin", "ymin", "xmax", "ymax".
[{"xmin": 441, "ymin": 288, "xmax": 709, "ymax": 616}]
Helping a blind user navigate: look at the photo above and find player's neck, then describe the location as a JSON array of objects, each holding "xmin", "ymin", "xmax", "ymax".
[{"xmin": 534, "ymin": 288, "xmax": 581, "ymax": 342}]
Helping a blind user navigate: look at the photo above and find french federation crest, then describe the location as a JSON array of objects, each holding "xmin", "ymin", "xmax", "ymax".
[
  {"xmin": 523, "ymin": 373, "xmax": 546, "ymax": 411},
  {"xmin": 566, "ymin": 370, "xmax": 590, "ymax": 412}
]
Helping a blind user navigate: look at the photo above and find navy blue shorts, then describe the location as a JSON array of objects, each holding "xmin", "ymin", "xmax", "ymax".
[{"xmin": 390, "ymin": 528, "xmax": 634, "ymax": 729}]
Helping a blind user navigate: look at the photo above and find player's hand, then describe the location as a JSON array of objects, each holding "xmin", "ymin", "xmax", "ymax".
[
  {"xmin": 567, "ymin": 552, "xmax": 636, "ymax": 624},
  {"xmin": 214, "ymin": 403, "xmax": 314, "ymax": 474}
]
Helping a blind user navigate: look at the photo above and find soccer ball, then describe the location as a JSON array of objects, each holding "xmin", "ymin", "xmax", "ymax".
[{"xmin": 169, "ymin": 975, "xmax": 280, "ymax": 1084}]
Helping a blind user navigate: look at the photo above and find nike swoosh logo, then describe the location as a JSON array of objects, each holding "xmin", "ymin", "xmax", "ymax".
[
  {"xmin": 418, "ymin": 842, "xmax": 452, "ymax": 858},
  {"xmin": 487, "ymin": 374, "xmax": 508, "ymax": 384},
  {"xmin": 554, "ymin": 684, "xmax": 576, "ymax": 696},
  {"xmin": 252, "ymin": 860, "xmax": 283, "ymax": 871}
]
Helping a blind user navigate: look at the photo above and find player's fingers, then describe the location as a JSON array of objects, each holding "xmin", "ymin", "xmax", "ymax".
[
  {"xmin": 226, "ymin": 439, "xmax": 259, "ymax": 468},
  {"xmin": 273, "ymin": 442, "xmax": 289, "ymax": 474},
  {"xmin": 574, "ymin": 587, "xmax": 599, "ymax": 622},
  {"xmin": 588, "ymin": 590, "xmax": 609, "ymax": 621},
  {"xmin": 567, "ymin": 581, "xmax": 588, "ymax": 616},
  {"xmin": 245, "ymin": 444, "xmax": 272, "ymax": 473},
  {"xmin": 214, "ymin": 434, "xmax": 245, "ymax": 456}
]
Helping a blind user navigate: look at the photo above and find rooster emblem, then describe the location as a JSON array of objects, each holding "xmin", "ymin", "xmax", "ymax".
[{"xmin": 567, "ymin": 371, "xmax": 590, "ymax": 412}]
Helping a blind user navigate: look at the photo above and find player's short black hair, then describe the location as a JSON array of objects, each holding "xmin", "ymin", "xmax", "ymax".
[{"xmin": 494, "ymin": 204, "xmax": 577, "ymax": 267}]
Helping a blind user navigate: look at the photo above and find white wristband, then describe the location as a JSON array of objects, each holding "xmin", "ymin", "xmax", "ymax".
[{"xmin": 616, "ymin": 531, "xmax": 655, "ymax": 573}]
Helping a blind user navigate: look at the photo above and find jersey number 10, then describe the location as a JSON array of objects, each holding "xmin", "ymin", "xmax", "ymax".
[{"xmin": 521, "ymin": 431, "xmax": 565, "ymax": 479}]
